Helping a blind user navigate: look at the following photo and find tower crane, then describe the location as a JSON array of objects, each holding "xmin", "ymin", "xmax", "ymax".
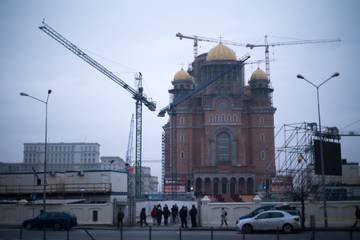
[
  {"xmin": 176, "ymin": 32, "xmax": 247, "ymax": 58},
  {"xmin": 39, "ymin": 20, "xmax": 156, "ymax": 198},
  {"xmin": 176, "ymin": 32, "xmax": 341, "ymax": 81},
  {"xmin": 125, "ymin": 114, "xmax": 135, "ymax": 165},
  {"xmin": 246, "ymin": 35, "xmax": 341, "ymax": 80}
]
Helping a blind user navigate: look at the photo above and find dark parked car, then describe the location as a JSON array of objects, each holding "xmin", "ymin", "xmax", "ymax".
[{"xmin": 22, "ymin": 212, "xmax": 77, "ymax": 230}]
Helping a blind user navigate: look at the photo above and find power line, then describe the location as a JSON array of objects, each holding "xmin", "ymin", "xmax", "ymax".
[{"xmin": 341, "ymin": 119, "xmax": 360, "ymax": 130}]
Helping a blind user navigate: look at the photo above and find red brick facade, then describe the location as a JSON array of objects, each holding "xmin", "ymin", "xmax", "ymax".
[{"xmin": 162, "ymin": 45, "xmax": 276, "ymax": 201}]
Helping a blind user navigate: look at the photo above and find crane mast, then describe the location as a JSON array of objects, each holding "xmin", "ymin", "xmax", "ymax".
[{"xmin": 39, "ymin": 20, "xmax": 156, "ymax": 198}]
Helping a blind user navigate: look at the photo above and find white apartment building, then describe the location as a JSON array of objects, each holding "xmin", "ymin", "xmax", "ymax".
[
  {"xmin": 23, "ymin": 142, "xmax": 100, "ymax": 165},
  {"xmin": 0, "ymin": 142, "xmax": 158, "ymax": 198}
]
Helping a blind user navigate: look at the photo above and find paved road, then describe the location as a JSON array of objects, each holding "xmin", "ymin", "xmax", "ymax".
[{"xmin": 0, "ymin": 228, "xmax": 359, "ymax": 240}]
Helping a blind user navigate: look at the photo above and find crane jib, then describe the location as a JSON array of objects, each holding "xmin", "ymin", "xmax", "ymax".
[{"xmin": 39, "ymin": 21, "xmax": 156, "ymax": 112}]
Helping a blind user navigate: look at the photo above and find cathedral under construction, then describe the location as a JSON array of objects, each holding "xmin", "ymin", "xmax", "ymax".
[{"xmin": 161, "ymin": 43, "xmax": 276, "ymax": 201}]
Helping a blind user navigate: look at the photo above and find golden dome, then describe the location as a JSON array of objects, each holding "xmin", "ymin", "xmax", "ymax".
[
  {"xmin": 206, "ymin": 42, "xmax": 237, "ymax": 61},
  {"xmin": 250, "ymin": 68, "xmax": 268, "ymax": 81},
  {"xmin": 173, "ymin": 68, "xmax": 191, "ymax": 81}
]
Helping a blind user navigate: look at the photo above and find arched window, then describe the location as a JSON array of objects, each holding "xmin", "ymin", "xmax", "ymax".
[{"xmin": 216, "ymin": 132, "xmax": 231, "ymax": 162}]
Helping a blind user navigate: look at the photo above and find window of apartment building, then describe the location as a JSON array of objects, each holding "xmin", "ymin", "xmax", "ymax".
[
  {"xmin": 179, "ymin": 135, "xmax": 184, "ymax": 143},
  {"xmin": 180, "ymin": 152, "xmax": 185, "ymax": 159}
]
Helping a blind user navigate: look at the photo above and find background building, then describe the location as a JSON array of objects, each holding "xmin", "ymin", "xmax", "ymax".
[
  {"xmin": 24, "ymin": 142, "xmax": 100, "ymax": 165},
  {"xmin": 162, "ymin": 43, "xmax": 276, "ymax": 201},
  {"xmin": 0, "ymin": 142, "xmax": 159, "ymax": 200},
  {"xmin": 0, "ymin": 169, "xmax": 127, "ymax": 203}
]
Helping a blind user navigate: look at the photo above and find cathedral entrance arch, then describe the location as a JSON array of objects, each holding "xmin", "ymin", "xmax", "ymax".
[
  {"xmin": 213, "ymin": 178, "xmax": 219, "ymax": 195},
  {"xmin": 230, "ymin": 177, "xmax": 236, "ymax": 195},
  {"xmin": 238, "ymin": 177, "xmax": 245, "ymax": 194},
  {"xmin": 247, "ymin": 177, "xmax": 254, "ymax": 194},
  {"xmin": 195, "ymin": 178, "xmax": 202, "ymax": 195},
  {"xmin": 204, "ymin": 178, "xmax": 211, "ymax": 195},
  {"xmin": 221, "ymin": 177, "xmax": 228, "ymax": 194}
]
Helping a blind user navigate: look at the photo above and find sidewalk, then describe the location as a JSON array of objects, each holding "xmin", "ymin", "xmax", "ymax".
[{"xmin": 77, "ymin": 224, "xmax": 236, "ymax": 231}]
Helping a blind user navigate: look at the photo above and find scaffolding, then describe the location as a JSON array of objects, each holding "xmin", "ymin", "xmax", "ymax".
[
  {"xmin": 268, "ymin": 122, "xmax": 316, "ymax": 201},
  {"xmin": 268, "ymin": 122, "xmax": 356, "ymax": 201}
]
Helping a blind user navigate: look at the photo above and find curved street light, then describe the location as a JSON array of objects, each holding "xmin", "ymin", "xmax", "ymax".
[
  {"xmin": 296, "ymin": 73, "xmax": 339, "ymax": 228},
  {"xmin": 20, "ymin": 89, "xmax": 52, "ymax": 217}
]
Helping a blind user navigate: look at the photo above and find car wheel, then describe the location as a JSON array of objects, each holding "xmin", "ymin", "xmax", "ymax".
[
  {"xmin": 54, "ymin": 223, "xmax": 61, "ymax": 230},
  {"xmin": 25, "ymin": 223, "xmax": 32, "ymax": 230},
  {"xmin": 242, "ymin": 224, "xmax": 252, "ymax": 234},
  {"xmin": 282, "ymin": 223, "xmax": 293, "ymax": 233}
]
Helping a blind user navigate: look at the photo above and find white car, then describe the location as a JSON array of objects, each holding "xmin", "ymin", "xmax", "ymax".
[{"xmin": 236, "ymin": 210, "xmax": 300, "ymax": 233}]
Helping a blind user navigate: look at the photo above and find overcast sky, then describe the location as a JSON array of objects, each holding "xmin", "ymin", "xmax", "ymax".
[{"xmin": 1, "ymin": 0, "xmax": 359, "ymax": 179}]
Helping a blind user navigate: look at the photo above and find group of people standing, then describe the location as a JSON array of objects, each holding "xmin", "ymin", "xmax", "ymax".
[
  {"xmin": 150, "ymin": 204, "xmax": 171, "ymax": 226},
  {"xmin": 140, "ymin": 203, "xmax": 198, "ymax": 228}
]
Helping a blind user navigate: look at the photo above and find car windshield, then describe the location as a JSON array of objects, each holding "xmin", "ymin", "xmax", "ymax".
[
  {"xmin": 38, "ymin": 213, "xmax": 48, "ymax": 219},
  {"xmin": 251, "ymin": 205, "xmax": 274, "ymax": 216}
]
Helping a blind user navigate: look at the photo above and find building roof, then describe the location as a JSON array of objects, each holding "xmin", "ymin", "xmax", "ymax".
[{"xmin": 206, "ymin": 42, "xmax": 237, "ymax": 61}]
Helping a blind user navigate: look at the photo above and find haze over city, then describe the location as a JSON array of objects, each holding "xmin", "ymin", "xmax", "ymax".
[{"xmin": 1, "ymin": 0, "xmax": 359, "ymax": 180}]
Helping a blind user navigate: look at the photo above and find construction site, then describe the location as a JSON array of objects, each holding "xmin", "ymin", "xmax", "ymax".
[{"xmin": 32, "ymin": 21, "xmax": 360, "ymax": 203}]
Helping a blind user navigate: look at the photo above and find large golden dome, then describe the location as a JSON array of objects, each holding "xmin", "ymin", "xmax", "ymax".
[
  {"xmin": 173, "ymin": 68, "xmax": 191, "ymax": 81},
  {"xmin": 206, "ymin": 42, "xmax": 237, "ymax": 61},
  {"xmin": 250, "ymin": 68, "xmax": 268, "ymax": 81}
]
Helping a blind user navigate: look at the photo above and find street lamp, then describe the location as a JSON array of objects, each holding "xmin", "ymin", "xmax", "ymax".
[
  {"xmin": 20, "ymin": 90, "xmax": 52, "ymax": 215},
  {"xmin": 296, "ymin": 72, "xmax": 339, "ymax": 228}
]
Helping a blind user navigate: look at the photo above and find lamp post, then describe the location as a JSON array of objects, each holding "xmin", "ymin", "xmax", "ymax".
[
  {"xmin": 296, "ymin": 73, "xmax": 339, "ymax": 228},
  {"xmin": 20, "ymin": 90, "xmax": 52, "ymax": 215}
]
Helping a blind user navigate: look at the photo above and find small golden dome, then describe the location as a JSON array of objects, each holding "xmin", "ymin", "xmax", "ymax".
[
  {"xmin": 173, "ymin": 68, "xmax": 191, "ymax": 81},
  {"xmin": 206, "ymin": 43, "xmax": 237, "ymax": 61},
  {"xmin": 250, "ymin": 68, "xmax": 268, "ymax": 81}
]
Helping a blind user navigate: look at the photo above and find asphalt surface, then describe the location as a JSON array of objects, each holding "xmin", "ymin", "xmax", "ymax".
[{"xmin": 0, "ymin": 226, "xmax": 359, "ymax": 240}]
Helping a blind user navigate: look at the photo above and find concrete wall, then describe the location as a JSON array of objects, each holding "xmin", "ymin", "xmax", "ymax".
[
  {"xmin": 0, "ymin": 203, "xmax": 114, "ymax": 225},
  {"xmin": 200, "ymin": 200, "xmax": 360, "ymax": 228},
  {"xmin": 1, "ymin": 200, "xmax": 360, "ymax": 227}
]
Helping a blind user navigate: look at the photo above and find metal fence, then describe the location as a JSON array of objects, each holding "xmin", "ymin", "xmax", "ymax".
[{"xmin": 3, "ymin": 226, "xmax": 360, "ymax": 240}]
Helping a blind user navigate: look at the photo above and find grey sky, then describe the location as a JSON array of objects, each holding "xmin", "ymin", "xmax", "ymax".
[{"xmin": 1, "ymin": 0, "xmax": 359, "ymax": 179}]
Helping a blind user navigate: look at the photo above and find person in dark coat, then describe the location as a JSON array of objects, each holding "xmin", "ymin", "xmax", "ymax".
[
  {"xmin": 156, "ymin": 204, "xmax": 163, "ymax": 226},
  {"xmin": 353, "ymin": 205, "xmax": 360, "ymax": 227},
  {"xmin": 151, "ymin": 205, "xmax": 158, "ymax": 226},
  {"xmin": 163, "ymin": 204, "xmax": 171, "ymax": 226},
  {"xmin": 140, "ymin": 208, "xmax": 148, "ymax": 227},
  {"xmin": 117, "ymin": 208, "xmax": 125, "ymax": 228},
  {"xmin": 179, "ymin": 206, "xmax": 188, "ymax": 228},
  {"xmin": 189, "ymin": 205, "xmax": 198, "ymax": 227},
  {"xmin": 171, "ymin": 203, "xmax": 179, "ymax": 224}
]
